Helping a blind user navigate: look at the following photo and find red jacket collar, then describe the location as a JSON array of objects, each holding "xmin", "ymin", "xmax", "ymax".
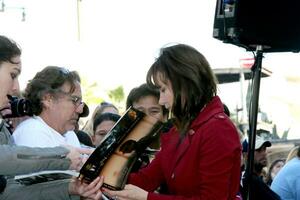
[
  {"xmin": 161, "ymin": 96, "xmax": 225, "ymax": 142},
  {"xmin": 190, "ymin": 96, "xmax": 225, "ymax": 129}
]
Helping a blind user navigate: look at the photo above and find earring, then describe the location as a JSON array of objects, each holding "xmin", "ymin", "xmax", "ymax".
[{"xmin": 168, "ymin": 110, "xmax": 173, "ymax": 120}]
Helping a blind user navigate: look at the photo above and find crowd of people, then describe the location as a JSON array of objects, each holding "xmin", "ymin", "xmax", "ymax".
[
  {"xmin": 0, "ymin": 35, "xmax": 297, "ymax": 200},
  {"xmin": 0, "ymin": 35, "xmax": 103, "ymax": 200}
]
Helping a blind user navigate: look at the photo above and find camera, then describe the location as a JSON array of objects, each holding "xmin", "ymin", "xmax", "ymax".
[{"xmin": 6, "ymin": 95, "xmax": 33, "ymax": 118}]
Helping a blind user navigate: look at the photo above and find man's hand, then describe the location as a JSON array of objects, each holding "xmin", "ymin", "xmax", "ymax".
[
  {"xmin": 0, "ymin": 103, "xmax": 12, "ymax": 117},
  {"xmin": 0, "ymin": 104, "xmax": 12, "ymax": 123},
  {"xmin": 63, "ymin": 145, "xmax": 94, "ymax": 171}
]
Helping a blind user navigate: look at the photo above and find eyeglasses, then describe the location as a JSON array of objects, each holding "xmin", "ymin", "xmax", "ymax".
[
  {"xmin": 68, "ymin": 95, "xmax": 83, "ymax": 107},
  {"xmin": 57, "ymin": 90, "xmax": 83, "ymax": 107}
]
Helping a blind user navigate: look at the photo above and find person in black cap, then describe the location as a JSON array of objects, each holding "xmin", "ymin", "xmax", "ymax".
[{"xmin": 241, "ymin": 135, "xmax": 280, "ymax": 200}]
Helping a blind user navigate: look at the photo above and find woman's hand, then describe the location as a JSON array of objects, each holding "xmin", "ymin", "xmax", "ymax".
[
  {"xmin": 69, "ymin": 176, "xmax": 104, "ymax": 200},
  {"xmin": 0, "ymin": 104, "xmax": 12, "ymax": 118},
  {"xmin": 103, "ymin": 184, "xmax": 148, "ymax": 200}
]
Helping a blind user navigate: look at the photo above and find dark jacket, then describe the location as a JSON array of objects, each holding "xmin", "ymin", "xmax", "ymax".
[{"xmin": 241, "ymin": 172, "xmax": 281, "ymax": 200}]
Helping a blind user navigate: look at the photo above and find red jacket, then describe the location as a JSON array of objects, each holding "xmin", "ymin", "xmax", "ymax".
[{"xmin": 128, "ymin": 96, "xmax": 242, "ymax": 200}]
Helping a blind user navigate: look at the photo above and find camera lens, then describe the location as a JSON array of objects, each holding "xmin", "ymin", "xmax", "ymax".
[{"xmin": 6, "ymin": 95, "xmax": 33, "ymax": 118}]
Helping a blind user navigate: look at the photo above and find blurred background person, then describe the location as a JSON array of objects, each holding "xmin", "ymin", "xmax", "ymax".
[
  {"xmin": 126, "ymin": 83, "xmax": 168, "ymax": 150},
  {"xmin": 125, "ymin": 83, "xmax": 168, "ymax": 173},
  {"xmin": 82, "ymin": 101, "xmax": 119, "ymax": 137},
  {"xmin": 126, "ymin": 83, "xmax": 166, "ymax": 120},
  {"xmin": 271, "ymin": 146, "xmax": 300, "ymax": 200},
  {"xmin": 92, "ymin": 112, "xmax": 120, "ymax": 146},
  {"xmin": 241, "ymin": 136, "xmax": 281, "ymax": 200},
  {"xmin": 265, "ymin": 159, "xmax": 285, "ymax": 186},
  {"xmin": 286, "ymin": 146, "xmax": 299, "ymax": 162}
]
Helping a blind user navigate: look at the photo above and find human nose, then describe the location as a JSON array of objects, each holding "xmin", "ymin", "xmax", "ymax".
[
  {"xmin": 159, "ymin": 95, "xmax": 168, "ymax": 108},
  {"xmin": 12, "ymin": 80, "xmax": 20, "ymax": 95},
  {"xmin": 158, "ymin": 98, "xmax": 164, "ymax": 106},
  {"xmin": 158, "ymin": 94, "xmax": 165, "ymax": 106}
]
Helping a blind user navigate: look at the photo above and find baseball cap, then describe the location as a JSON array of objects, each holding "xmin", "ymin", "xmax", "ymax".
[
  {"xmin": 255, "ymin": 135, "xmax": 271, "ymax": 150},
  {"xmin": 242, "ymin": 136, "xmax": 271, "ymax": 152}
]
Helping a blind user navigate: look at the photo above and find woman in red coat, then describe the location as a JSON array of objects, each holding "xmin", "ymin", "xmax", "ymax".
[{"xmin": 104, "ymin": 44, "xmax": 242, "ymax": 200}]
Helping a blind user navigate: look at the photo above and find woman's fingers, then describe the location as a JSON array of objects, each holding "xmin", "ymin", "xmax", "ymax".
[{"xmin": 82, "ymin": 176, "xmax": 104, "ymax": 196}]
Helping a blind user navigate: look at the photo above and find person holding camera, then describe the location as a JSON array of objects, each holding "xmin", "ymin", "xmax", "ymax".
[
  {"xmin": 0, "ymin": 92, "xmax": 30, "ymax": 133},
  {"xmin": 0, "ymin": 35, "xmax": 103, "ymax": 199}
]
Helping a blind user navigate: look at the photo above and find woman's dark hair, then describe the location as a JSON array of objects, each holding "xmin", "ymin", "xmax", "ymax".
[
  {"xmin": 93, "ymin": 112, "xmax": 121, "ymax": 133},
  {"xmin": 0, "ymin": 35, "xmax": 21, "ymax": 65},
  {"xmin": 92, "ymin": 102, "xmax": 118, "ymax": 119},
  {"xmin": 24, "ymin": 66, "xmax": 81, "ymax": 115},
  {"xmin": 265, "ymin": 159, "xmax": 285, "ymax": 186},
  {"xmin": 146, "ymin": 44, "xmax": 217, "ymax": 135},
  {"xmin": 223, "ymin": 103, "xmax": 230, "ymax": 117}
]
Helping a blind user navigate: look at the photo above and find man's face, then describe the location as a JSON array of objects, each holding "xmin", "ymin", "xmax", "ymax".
[
  {"xmin": 41, "ymin": 81, "xmax": 83, "ymax": 134},
  {"xmin": 254, "ymin": 145, "xmax": 268, "ymax": 168},
  {"xmin": 132, "ymin": 95, "xmax": 163, "ymax": 120},
  {"xmin": 93, "ymin": 120, "xmax": 116, "ymax": 146},
  {"xmin": 0, "ymin": 56, "xmax": 21, "ymax": 109}
]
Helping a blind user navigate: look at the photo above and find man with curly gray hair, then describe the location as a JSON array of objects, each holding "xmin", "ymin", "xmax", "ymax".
[{"xmin": 13, "ymin": 66, "xmax": 83, "ymax": 148}]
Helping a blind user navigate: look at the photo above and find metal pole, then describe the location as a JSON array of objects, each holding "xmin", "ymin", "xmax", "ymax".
[
  {"xmin": 76, "ymin": 0, "xmax": 81, "ymax": 41},
  {"xmin": 247, "ymin": 45, "xmax": 263, "ymax": 200}
]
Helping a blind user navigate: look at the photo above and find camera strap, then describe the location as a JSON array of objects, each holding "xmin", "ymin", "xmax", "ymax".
[{"xmin": 0, "ymin": 175, "xmax": 6, "ymax": 193}]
